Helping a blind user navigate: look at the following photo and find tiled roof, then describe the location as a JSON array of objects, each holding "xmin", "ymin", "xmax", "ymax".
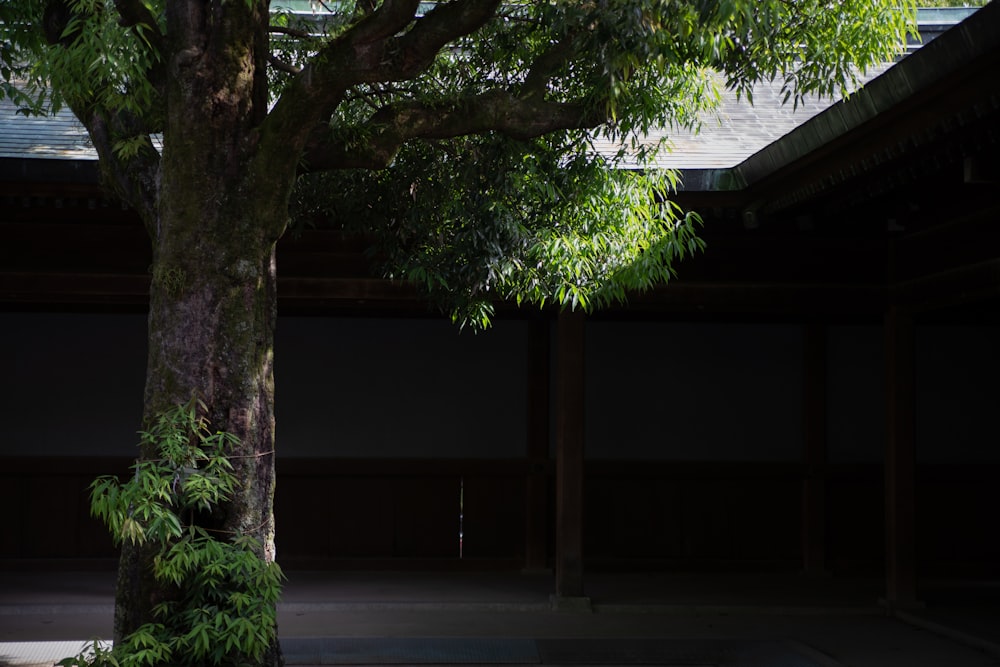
[
  {"xmin": 0, "ymin": 100, "xmax": 94, "ymax": 160},
  {"xmin": 0, "ymin": 8, "xmax": 980, "ymax": 171},
  {"xmin": 0, "ymin": 75, "xmax": 876, "ymax": 168},
  {"xmin": 591, "ymin": 66, "xmax": 891, "ymax": 172}
]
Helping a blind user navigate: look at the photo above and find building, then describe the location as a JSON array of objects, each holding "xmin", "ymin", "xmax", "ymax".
[{"xmin": 2, "ymin": 5, "xmax": 998, "ymax": 607}]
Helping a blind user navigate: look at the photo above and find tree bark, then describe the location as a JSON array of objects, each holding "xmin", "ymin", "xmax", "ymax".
[
  {"xmin": 113, "ymin": 3, "xmax": 285, "ymax": 665},
  {"xmin": 115, "ymin": 196, "xmax": 283, "ymax": 661},
  {"xmin": 115, "ymin": 194, "xmax": 283, "ymax": 663}
]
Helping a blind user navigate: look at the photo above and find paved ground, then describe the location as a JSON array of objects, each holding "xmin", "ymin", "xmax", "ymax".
[{"xmin": 1, "ymin": 570, "xmax": 998, "ymax": 666}]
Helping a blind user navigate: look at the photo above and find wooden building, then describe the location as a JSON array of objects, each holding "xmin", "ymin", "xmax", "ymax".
[{"xmin": 2, "ymin": 5, "xmax": 998, "ymax": 606}]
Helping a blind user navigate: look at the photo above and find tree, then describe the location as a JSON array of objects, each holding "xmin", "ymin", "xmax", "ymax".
[{"xmin": 2, "ymin": 1, "xmax": 915, "ymax": 664}]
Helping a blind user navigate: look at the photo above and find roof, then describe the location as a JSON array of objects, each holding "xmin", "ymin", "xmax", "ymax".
[
  {"xmin": 2, "ymin": 6, "xmax": 997, "ymax": 322},
  {"xmin": 0, "ymin": 102, "xmax": 93, "ymax": 160},
  {"xmin": 592, "ymin": 67, "xmax": 892, "ymax": 173},
  {"xmin": 0, "ymin": 71, "xmax": 886, "ymax": 168},
  {"xmin": 0, "ymin": 8, "xmax": 985, "ymax": 174}
]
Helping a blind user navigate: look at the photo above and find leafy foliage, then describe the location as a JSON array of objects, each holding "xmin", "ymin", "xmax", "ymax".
[
  {"xmin": 4, "ymin": 2, "xmax": 922, "ymax": 662},
  {"xmin": 58, "ymin": 640, "xmax": 119, "ymax": 667},
  {"xmin": 1, "ymin": 0, "xmax": 918, "ymax": 327},
  {"xmin": 81, "ymin": 402, "xmax": 284, "ymax": 667},
  {"xmin": 294, "ymin": 130, "xmax": 704, "ymax": 326}
]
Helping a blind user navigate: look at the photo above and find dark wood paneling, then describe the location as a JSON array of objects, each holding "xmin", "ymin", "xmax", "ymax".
[
  {"xmin": 585, "ymin": 463, "xmax": 804, "ymax": 566},
  {"xmin": 3, "ymin": 459, "xmax": 129, "ymax": 560},
  {"xmin": 826, "ymin": 466, "xmax": 885, "ymax": 574},
  {"xmin": 917, "ymin": 465, "xmax": 1000, "ymax": 575},
  {"xmin": 326, "ymin": 477, "xmax": 396, "ymax": 558},
  {"xmin": 463, "ymin": 474, "xmax": 526, "ymax": 560},
  {"xmin": 4, "ymin": 458, "xmax": 998, "ymax": 576}
]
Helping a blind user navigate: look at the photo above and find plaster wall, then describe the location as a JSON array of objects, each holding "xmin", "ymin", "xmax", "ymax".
[
  {"xmin": 585, "ymin": 321, "xmax": 803, "ymax": 461},
  {"xmin": 2, "ymin": 312, "xmax": 146, "ymax": 457},
  {"xmin": 915, "ymin": 324, "xmax": 1000, "ymax": 463},
  {"xmin": 1, "ymin": 313, "xmax": 997, "ymax": 463},
  {"xmin": 827, "ymin": 325, "xmax": 885, "ymax": 463},
  {"xmin": 274, "ymin": 316, "xmax": 528, "ymax": 459}
]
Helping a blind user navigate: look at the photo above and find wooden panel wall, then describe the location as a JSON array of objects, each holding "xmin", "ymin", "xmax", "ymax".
[
  {"xmin": 2, "ymin": 457, "xmax": 997, "ymax": 576},
  {"xmin": 584, "ymin": 462, "xmax": 802, "ymax": 568}
]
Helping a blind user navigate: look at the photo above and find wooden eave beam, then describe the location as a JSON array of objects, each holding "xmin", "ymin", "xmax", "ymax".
[{"xmin": 737, "ymin": 5, "xmax": 1000, "ymax": 221}]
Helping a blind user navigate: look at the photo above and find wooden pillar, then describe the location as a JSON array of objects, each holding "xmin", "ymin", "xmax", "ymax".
[
  {"xmin": 801, "ymin": 323, "xmax": 828, "ymax": 575},
  {"xmin": 524, "ymin": 317, "xmax": 550, "ymax": 572},
  {"xmin": 554, "ymin": 310, "xmax": 586, "ymax": 602},
  {"xmin": 884, "ymin": 306, "xmax": 919, "ymax": 607}
]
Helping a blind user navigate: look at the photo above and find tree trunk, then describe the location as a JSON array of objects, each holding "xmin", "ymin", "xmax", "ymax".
[
  {"xmin": 114, "ymin": 189, "xmax": 283, "ymax": 662},
  {"xmin": 113, "ymin": 5, "xmax": 285, "ymax": 665}
]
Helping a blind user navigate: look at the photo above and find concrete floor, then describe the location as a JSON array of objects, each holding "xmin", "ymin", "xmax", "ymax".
[{"xmin": 1, "ymin": 569, "xmax": 998, "ymax": 666}]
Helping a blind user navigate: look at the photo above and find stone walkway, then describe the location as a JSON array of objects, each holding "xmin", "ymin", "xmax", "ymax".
[{"xmin": 1, "ymin": 570, "xmax": 998, "ymax": 666}]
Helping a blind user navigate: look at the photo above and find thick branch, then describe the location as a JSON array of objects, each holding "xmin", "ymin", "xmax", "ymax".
[
  {"xmin": 77, "ymin": 108, "xmax": 161, "ymax": 237},
  {"xmin": 258, "ymin": 0, "xmax": 503, "ymax": 187},
  {"xmin": 300, "ymin": 90, "xmax": 606, "ymax": 171},
  {"xmin": 41, "ymin": 0, "xmax": 161, "ymax": 235},
  {"xmin": 268, "ymin": 54, "xmax": 301, "ymax": 75},
  {"xmin": 391, "ymin": 0, "xmax": 502, "ymax": 77},
  {"xmin": 522, "ymin": 37, "xmax": 578, "ymax": 97},
  {"xmin": 112, "ymin": 0, "xmax": 167, "ymax": 94},
  {"xmin": 269, "ymin": 24, "xmax": 316, "ymax": 40},
  {"xmin": 349, "ymin": 0, "xmax": 421, "ymax": 44}
]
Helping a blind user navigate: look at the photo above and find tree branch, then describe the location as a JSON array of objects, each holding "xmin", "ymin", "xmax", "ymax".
[
  {"xmin": 521, "ymin": 36, "xmax": 578, "ymax": 98},
  {"xmin": 268, "ymin": 54, "xmax": 302, "ymax": 75},
  {"xmin": 390, "ymin": 0, "xmax": 502, "ymax": 79},
  {"xmin": 76, "ymin": 107, "xmax": 161, "ymax": 237},
  {"xmin": 112, "ymin": 0, "xmax": 167, "ymax": 93},
  {"xmin": 269, "ymin": 24, "xmax": 317, "ymax": 40},
  {"xmin": 349, "ymin": 0, "xmax": 421, "ymax": 45},
  {"xmin": 40, "ymin": 0, "xmax": 161, "ymax": 235},
  {"xmin": 257, "ymin": 0, "xmax": 504, "ymax": 186},
  {"xmin": 300, "ymin": 90, "xmax": 606, "ymax": 171}
]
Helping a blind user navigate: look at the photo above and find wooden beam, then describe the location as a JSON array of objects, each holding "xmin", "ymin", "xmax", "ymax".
[
  {"xmin": 801, "ymin": 323, "xmax": 828, "ymax": 575},
  {"xmin": 554, "ymin": 310, "xmax": 587, "ymax": 603},
  {"xmin": 884, "ymin": 306, "xmax": 919, "ymax": 607},
  {"xmin": 524, "ymin": 317, "xmax": 550, "ymax": 572},
  {"xmin": 893, "ymin": 258, "xmax": 1000, "ymax": 313}
]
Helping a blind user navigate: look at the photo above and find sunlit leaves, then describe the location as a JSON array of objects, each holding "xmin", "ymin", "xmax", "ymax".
[
  {"xmin": 294, "ymin": 129, "xmax": 704, "ymax": 328},
  {"xmin": 84, "ymin": 400, "xmax": 283, "ymax": 667},
  {"xmin": 1, "ymin": 0, "xmax": 163, "ymax": 117},
  {"xmin": 4, "ymin": 0, "xmax": 918, "ymax": 331},
  {"xmin": 89, "ymin": 402, "xmax": 238, "ymax": 545}
]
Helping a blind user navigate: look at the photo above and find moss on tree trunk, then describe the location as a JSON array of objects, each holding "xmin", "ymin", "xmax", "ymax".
[
  {"xmin": 114, "ymin": 8, "xmax": 285, "ymax": 655},
  {"xmin": 115, "ymin": 202, "xmax": 283, "ymax": 665}
]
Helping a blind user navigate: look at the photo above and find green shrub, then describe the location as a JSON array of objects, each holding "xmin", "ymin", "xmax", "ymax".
[{"xmin": 65, "ymin": 401, "xmax": 283, "ymax": 667}]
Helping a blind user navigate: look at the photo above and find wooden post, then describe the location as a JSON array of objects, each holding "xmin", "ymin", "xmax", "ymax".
[
  {"xmin": 524, "ymin": 316, "xmax": 550, "ymax": 572},
  {"xmin": 801, "ymin": 323, "xmax": 828, "ymax": 575},
  {"xmin": 884, "ymin": 306, "xmax": 919, "ymax": 607},
  {"xmin": 553, "ymin": 310, "xmax": 587, "ymax": 606}
]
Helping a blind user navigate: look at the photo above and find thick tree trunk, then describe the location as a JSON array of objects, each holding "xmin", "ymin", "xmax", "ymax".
[
  {"xmin": 113, "ymin": 6, "xmax": 285, "ymax": 664},
  {"xmin": 114, "ymin": 187, "xmax": 283, "ymax": 663}
]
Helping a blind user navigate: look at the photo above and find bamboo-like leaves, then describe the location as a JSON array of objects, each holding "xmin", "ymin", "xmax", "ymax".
[{"xmin": 82, "ymin": 402, "xmax": 283, "ymax": 666}]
